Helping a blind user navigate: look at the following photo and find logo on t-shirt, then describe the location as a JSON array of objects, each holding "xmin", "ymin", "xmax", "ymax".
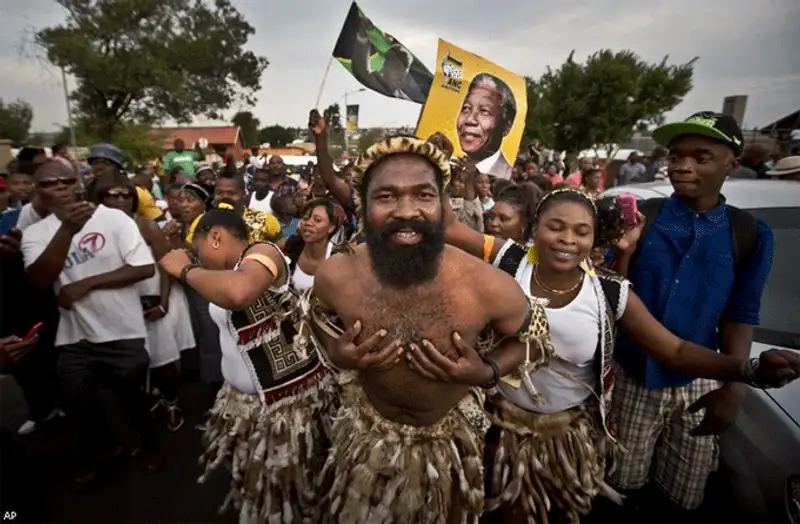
[{"xmin": 64, "ymin": 232, "xmax": 106, "ymax": 269}]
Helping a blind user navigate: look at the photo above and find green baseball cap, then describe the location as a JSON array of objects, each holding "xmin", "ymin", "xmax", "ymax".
[{"xmin": 652, "ymin": 111, "xmax": 744, "ymax": 156}]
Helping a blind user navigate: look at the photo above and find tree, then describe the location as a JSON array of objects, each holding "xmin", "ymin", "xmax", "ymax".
[
  {"xmin": 53, "ymin": 118, "xmax": 162, "ymax": 166},
  {"xmin": 258, "ymin": 125, "xmax": 294, "ymax": 147},
  {"xmin": 525, "ymin": 50, "xmax": 696, "ymax": 154},
  {"xmin": 357, "ymin": 128, "xmax": 384, "ymax": 153},
  {"xmin": 0, "ymin": 98, "xmax": 34, "ymax": 145},
  {"xmin": 232, "ymin": 111, "xmax": 260, "ymax": 147},
  {"xmin": 36, "ymin": 0, "xmax": 269, "ymax": 141}
]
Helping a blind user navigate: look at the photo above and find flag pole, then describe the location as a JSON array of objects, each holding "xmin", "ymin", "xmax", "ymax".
[{"xmin": 316, "ymin": 56, "xmax": 335, "ymax": 109}]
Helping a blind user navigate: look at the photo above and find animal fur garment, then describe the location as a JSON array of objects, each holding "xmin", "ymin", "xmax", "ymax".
[
  {"xmin": 319, "ymin": 383, "xmax": 488, "ymax": 524},
  {"xmin": 198, "ymin": 373, "xmax": 335, "ymax": 524},
  {"xmin": 486, "ymin": 397, "xmax": 622, "ymax": 524}
]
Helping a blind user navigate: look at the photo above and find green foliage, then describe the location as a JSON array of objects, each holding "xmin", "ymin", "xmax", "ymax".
[
  {"xmin": 36, "ymin": 0, "xmax": 269, "ymax": 141},
  {"xmin": 59, "ymin": 118, "xmax": 162, "ymax": 165},
  {"xmin": 0, "ymin": 98, "xmax": 34, "ymax": 145},
  {"xmin": 525, "ymin": 50, "xmax": 697, "ymax": 152},
  {"xmin": 357, "ymin": 128, "xmax": 384, "ymax": 153},
  {"xmin": 232, "ymin": 111, "xmax": 260, "ymax": 147},
  {"xmin": 258, "ymin": 125, "xmax": 295, "ymax": 147}
]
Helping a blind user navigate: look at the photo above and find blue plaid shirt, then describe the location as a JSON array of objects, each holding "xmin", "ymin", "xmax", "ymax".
[{"xmin": 615, "ymin": 194, "xmax": 774, "ymax": 389}]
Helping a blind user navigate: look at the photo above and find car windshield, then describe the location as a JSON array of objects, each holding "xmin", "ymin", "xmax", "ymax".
[{"xmin": 749, "ymin": 207, "xmax": 800, "ymax": 349}]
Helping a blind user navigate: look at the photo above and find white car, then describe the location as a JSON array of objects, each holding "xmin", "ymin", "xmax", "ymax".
[{"xmin": 604, "ymin": 180, "xmax": 800, "ymax": 523}]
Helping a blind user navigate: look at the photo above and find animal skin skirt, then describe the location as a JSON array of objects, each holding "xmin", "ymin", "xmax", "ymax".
[
  {"xmin": 198, "ymin": 367, "xmax": 335, "ymax": 524},
  {"xmin": 486, "ymin": 397, "xmax": 621, "ymax": 524},
  {"xmin": 320, "ymin": 383, "xmax": 488, "ymax": 524}
]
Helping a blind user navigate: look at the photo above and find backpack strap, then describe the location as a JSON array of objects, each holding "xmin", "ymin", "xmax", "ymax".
[
  {"xmin": 727, "ymin": 205, "xmax": 758, "ymax": 272},
  {"xmin": 628, "ymin": 197, "xmax": 666, "ymax": 270}
]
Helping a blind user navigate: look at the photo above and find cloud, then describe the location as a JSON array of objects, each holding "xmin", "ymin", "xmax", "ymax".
[{"xmin": 1, "ymin": 0, "xmax": 798, "ymax": 133}]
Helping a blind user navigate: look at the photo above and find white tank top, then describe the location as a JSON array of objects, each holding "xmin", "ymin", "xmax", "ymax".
[
  {"xmin": 248, "ymin": 191, "xmax": 273, "ymax": 215},
  {"xmin": 291, "ymin": 241, "xmax": 334, "ymax": 291}
]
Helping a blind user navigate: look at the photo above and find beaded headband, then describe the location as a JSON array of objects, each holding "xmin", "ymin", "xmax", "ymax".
[
  {"xmin": 351, "ymin": 136, "xmax": 452, "ymax": 221},
  {"xmin": 535, "ymin": 187, "xmax": 597, "ymax": 217}
]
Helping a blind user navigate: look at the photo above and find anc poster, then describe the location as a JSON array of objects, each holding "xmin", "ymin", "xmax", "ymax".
[
  {"xmin": 333, "ymin": 2, "xmax": 433, "ymax": 104},
  {"xmin": 416, "ymin": 39, "xmax": 528, "ymax": 179},
  {"xmin": 345, "ymin": 104, "xmax": 359, "ymax": 131}
]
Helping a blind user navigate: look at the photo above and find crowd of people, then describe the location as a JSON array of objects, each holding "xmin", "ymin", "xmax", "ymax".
[{"xmin": 1, "ymin": 107, "xmax": 799, "ymax": 524}]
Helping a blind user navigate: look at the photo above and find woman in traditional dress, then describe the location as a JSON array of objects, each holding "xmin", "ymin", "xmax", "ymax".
[
  {"xmin": 93, "ymin": 173, "xmax": 195, "ymax": 432},
  {"xmin": 158, "ymin": 204, "xmax": 334, "ymax": 524},
  {"xmin": 442, "ymin": 187, "xmax": 798, "ymax": 523}
]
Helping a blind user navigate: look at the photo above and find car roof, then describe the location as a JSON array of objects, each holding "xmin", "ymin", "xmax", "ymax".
[{"xmin": 603, "ymin": 179, "xmax": 800, "ymax": 209}]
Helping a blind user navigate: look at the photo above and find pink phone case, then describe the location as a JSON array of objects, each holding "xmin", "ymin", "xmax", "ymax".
[{"xmin": 617, "ymin": 194, "xmax": 639, "ymax": 229}]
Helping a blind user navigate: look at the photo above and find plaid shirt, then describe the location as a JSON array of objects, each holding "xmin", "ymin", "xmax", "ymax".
[{"xmin": 271, "ymin": 175, "xmax": 299, "ymax": 201}]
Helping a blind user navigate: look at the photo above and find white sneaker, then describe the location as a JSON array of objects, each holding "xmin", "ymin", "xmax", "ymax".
[
  {"xmin": 16, "ymin": 408, "xmax": 63, "ymax": 436},
  {"xmin": 17, "ymin": 420, "xmax": 37, "ymax": 435}
]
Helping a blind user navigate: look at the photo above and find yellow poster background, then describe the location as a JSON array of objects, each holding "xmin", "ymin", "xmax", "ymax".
[{"xmin": 416, "ymin": 39, "xmax": 527, "ymax": 179}]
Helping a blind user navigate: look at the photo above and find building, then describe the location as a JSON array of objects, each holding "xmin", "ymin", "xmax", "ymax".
[
  {"xmin": 152, "ymin": 126, "xmax": 246, "ymax": 162},
  {"xmin": 759, "ymin": 109, "xmax": 800, "ymax": 153}
]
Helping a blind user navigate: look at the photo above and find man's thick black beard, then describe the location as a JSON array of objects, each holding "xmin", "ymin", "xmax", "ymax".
[{"xmin": 364, "ymin": 218, "xmax": 445, "ymax": 289}]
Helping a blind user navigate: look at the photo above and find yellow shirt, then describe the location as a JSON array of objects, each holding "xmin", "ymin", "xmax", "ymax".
[
  {"xmin": 242, "ymin": 208, "xmax": 282, "ymax": 243},
  {"xmin": 136, "ymin": 187, "xmax": 162, "ymax": 220}
]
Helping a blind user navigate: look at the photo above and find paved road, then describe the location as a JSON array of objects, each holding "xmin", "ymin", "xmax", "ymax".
[
  {"xmin": 1, "ymin": 374, "xmax": 751, "ymax": 523},
  {"xmin": 1, "ymin": 375, "xmax": 236, "ymax": 524}
]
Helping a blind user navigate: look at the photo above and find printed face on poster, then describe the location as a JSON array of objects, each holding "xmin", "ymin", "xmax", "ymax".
[{"xmin": 416, "ymin": 39, "xmax": 528, "ymax": 179}]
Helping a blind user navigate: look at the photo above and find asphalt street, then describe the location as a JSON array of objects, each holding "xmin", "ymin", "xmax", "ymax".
[{"xmin": 0, "ymin": 373, "xmax": 751, "ymax": 523}]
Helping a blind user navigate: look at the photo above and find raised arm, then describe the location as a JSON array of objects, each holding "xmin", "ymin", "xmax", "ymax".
[{"xmin": 308, "ymin": 110, "xmax": 353, "ymax": 208}]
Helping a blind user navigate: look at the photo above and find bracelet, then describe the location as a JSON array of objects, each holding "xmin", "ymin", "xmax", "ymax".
[
  {"xmin": 480, "ymin": 356, "xmax": 500, "ymax": 389},
  {"xmin": 179, "ymin": 263, "xmax": 201, "ymax": 284},
  {"xmin": 741, "ymin": 357, "xmax": 763, "ymax": 388}
]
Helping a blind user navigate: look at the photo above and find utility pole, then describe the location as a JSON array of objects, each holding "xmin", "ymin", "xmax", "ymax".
[
  {"xmin": 61, "ymin": 66, "xmax": 77, "ymax": 150},
  {"xmin": 342, "ymin": 88, "xmax": 366, "ymax": 155}
]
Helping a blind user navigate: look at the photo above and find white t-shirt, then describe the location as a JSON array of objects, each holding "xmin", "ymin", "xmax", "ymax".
[
  {"xmin": 248, "ymin": 155, "xmax": 265, "ymax": 169},
  {"xmin": 248, "ymin": 192, "xmax": 273, "ymax": 215},
  {"xmin": 21, "ymin": 205, "xmax": 155, "ymax": 346},
  {"xmin": 16, "ymin": 203, "xmax": 44, "ymax": 231}
]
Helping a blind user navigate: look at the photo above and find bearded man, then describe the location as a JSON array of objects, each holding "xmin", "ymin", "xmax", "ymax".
[{"xmin": 311, "ymin": 137, "xmax": 553, "ymax": 523}]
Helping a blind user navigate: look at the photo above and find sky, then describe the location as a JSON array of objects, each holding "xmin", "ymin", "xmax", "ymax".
[{"xmin": 1, "ymin": 0, "xmax": 799, "ymax": 134}]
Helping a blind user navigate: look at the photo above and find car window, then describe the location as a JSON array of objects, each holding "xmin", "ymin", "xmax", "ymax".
[{"xmin": 748, "ymin": 207, "xmax": 800, "ymax": 348}]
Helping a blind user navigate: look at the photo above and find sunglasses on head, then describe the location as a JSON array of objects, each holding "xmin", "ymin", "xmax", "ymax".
[{"xmin": 37, "ymin": 177, "xmax": 78, "ymax": 189}]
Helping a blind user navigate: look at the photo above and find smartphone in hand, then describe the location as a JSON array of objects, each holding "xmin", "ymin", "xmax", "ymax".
[
  {"xmin": 23, "ymin": 322, "xmax": 44, "ymax": 341},
  {"xmin": 617, "ymin": 193, "xmax": 640, "ymax": 229}
]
